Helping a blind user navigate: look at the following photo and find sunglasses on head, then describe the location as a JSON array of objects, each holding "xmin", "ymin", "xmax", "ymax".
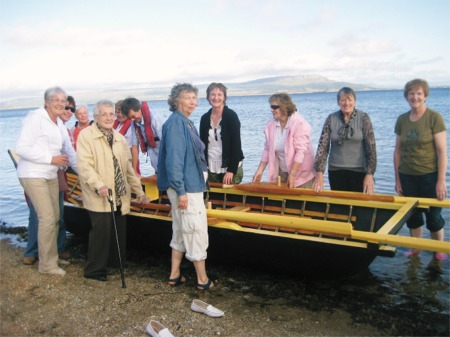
[
  {"xmin": 270, "ymin": 105, "xmax": 280, "ymax": 110},
  {"xmin": 65, "ymin": 106, "xmax": 75, "ymax": 113}
]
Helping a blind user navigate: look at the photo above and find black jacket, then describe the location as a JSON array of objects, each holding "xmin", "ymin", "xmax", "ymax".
[{"xmin": 199, "ymin": 106, "xmax": 244, "ymax": 174}]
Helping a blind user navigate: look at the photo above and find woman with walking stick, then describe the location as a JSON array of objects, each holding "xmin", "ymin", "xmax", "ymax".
[{"xmin": 77, "ymin": 100, "xmax": 149, "ymax": 282}]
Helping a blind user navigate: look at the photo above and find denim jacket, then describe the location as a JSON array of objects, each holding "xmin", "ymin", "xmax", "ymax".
[{"xmin": 157, "ymin": 111, "xmax": 206, "ymax": 195}]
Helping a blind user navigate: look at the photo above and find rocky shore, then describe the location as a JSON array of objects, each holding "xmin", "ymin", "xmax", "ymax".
[{"xmin": 0, "ymin": 236, "xmax": 388, "ymax": 337}]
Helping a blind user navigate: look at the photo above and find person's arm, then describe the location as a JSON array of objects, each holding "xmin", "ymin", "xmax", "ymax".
[
  {"xmin": 393, "ymin": 135, "xmax": 403, "ymax": 196},
  {"xmin": 253, "ymin": 161, "xmax": 268, "ymax": 182},
  {"xmin": 362, "ymin": 114, "xmax": 376, "ymax": 194},
  {"xmin": 288, "ymin": 161, "xmax": 302, "ymax": 188},
  {"xmin": 76, "ymin": 130, "xmax": 106, "ymax": 194},
  {"xmin": 60, "ymin": 121, "xmax": 78, "ymax": 173},
  {"xmin": 131, "ymin": 145, "xmax": 140, "ymax": 178},
  {"xmin": 434, "ymin": 131, "xmax": 448, "ymax": 200},
  {"xmin": 312, "ymin": 116, "xmax": 331, "ymax": 192}
]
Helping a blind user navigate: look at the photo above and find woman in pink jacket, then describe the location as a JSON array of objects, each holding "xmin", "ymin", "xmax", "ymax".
[{"xmin": 253, "ymin": 93, "xmax": 315, "ymax": 188}]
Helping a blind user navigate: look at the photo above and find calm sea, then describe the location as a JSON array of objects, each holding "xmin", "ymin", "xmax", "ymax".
[{"xmin": 1, "ymin": 89, "xmax": 449, "ymax": 319}]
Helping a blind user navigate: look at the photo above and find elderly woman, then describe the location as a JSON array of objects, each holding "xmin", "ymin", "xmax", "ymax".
[
  {"xmin": 200, "ymin": 82, "xmax": 244, "ymax": 185},
  {"xmin": 313, "ymin": 87, "xmax": 377, "ymax": 193},
  {"xmin": 253, "ymin": 93, "xmax": 315, "ymax": 188},
  {"xmin": 71, "ymin": 105, "xmax": 92, "ymax": 150},
  {"xmin": 77, "ymin": 100, "xmax": 149, "ymax": 282},
  {"xmin": 394, "ymin": 79, "xmax": 447, "ymax": 259},
  {"xmin": 157, "ymin": 83, "xmax": 217, "ymax": 290},
  {"xmin": 16, "ymin": 86, "xmax": 77, "ymax": 276}
]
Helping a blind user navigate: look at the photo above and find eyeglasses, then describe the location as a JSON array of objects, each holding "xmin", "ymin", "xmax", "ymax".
[
  {"xmin": 270, "ymin": 105, "xmax": 280, "ymax": 110},
  {"xmin": 50, "ymin": 98, "xmax": 68, "ymax": 105},
  {"xmin": 99, "ymin": 112, "xmax": 116, "ymax": 119},
  {"xmin": 65, "ymin": 106, "xmax": 75, "ymax": 113}
]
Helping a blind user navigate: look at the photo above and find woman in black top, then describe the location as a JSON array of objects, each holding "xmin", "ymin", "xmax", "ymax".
[{"xmin": 200, "ymin": 83, "xmax": 244, "ymax": 185}]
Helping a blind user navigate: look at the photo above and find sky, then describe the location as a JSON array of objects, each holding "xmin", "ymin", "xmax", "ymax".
[{"xmin": 0, "ymin": 0, "xmax": 449, "ymax": 100}]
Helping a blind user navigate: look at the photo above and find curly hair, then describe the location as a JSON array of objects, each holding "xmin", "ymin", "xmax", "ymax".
[{"xmin": 168, "ymin": 83, "xmax": 198, "ymax": 112}]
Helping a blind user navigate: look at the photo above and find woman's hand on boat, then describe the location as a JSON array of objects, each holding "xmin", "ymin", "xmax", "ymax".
[
  {"xmin": 395, "ymin": 180, "xmax": 403, "ymax": 196},
  {"xmin": 363, "ymin": 174, "xmax": 374, "ymax": 195},
  {"xmin": 312, "ymin": 172, "xmax": 324, "ymax": 193},
  {"xmin": 288, "ymin": 175, "xmax": 296, "ymax": 188},
  {"xmin": 136, "ymin": 195, "xmax": 150, "ymax": 204},
  {"xmin": 435, "ymin": 180, "xmax": 448, "ymax": 201},
  {"xmin": 252, "ymin": 172, "xmax": 262, "ymax": 182},
  {"xmin": 223, "ymin": 172, "xmax": 234, "ymax": 185}
]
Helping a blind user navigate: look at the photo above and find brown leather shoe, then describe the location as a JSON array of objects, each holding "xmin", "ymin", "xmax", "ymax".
[
  {"xmin": 23, "ymin": 256, "xmax": 37, "ymax": 265},
  {"xmin": 59, "ymin": 251, "xmax": 71, "ymax": 260}
]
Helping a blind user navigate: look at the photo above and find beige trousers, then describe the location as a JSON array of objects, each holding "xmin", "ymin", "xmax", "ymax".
[{"xmin": 20, "ymin": 178, "xmax": 59, "ymax": 272}]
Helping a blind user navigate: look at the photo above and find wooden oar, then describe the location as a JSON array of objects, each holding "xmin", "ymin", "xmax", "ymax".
[{"xmin": 217, "ymin": 182, "xmax": 449, "ymax": 208}]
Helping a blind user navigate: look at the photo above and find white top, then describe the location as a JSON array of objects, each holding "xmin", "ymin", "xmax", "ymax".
[
  {"xmin": 207, "ymin": 124, "xmax": 227, "ymax": 174},
  {"xmin": 116, "ymin": 121, "xmax": 135, "ymax": 148},
  {"xmin": 16, "ymin": 107, "xmax": 77, "ymax": 179},
  {"xmin": 274, "ymin": 115, "xmax": 293, "ymax": 173}
]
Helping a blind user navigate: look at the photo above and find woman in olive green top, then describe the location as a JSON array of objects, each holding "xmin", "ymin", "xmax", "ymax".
[{"xmin": 394, "ymin": 78, "xmax": 448, "ymax": 260}]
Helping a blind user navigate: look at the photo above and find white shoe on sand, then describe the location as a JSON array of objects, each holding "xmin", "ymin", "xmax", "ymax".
[
  {"xmin": 146, "ymin": 320, "xmax": 175, "ymax": 337},
  {"xmin": 191, "ymin": 299, "xmax": 224, "ymax": 317}
]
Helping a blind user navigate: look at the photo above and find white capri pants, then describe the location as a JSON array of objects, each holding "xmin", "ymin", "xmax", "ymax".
[{"xmin": 167, "ymin": 188, "xmax": 208, "ymax": 262}]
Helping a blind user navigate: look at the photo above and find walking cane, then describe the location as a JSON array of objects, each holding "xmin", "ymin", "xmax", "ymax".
[{"xmin": 108, "ymin": 189, "xmax": 127, "ymax": 288}]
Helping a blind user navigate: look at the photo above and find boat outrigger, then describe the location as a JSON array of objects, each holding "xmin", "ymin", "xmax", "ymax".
[{"xmin": 8, "ymin": 149, "xmax": 450, "ymax": 276}]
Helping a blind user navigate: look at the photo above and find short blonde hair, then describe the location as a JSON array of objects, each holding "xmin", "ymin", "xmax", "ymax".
[{"xmin": 404, "ymin": 79, "xmax": 429, "ymax": 98}]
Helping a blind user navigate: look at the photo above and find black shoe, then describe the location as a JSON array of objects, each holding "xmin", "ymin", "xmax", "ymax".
[{"xmin": 84, "ymin": 274, "xmax": 107, "ymax": 282}]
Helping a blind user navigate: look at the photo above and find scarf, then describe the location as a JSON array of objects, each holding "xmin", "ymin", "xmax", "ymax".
[
  {"xmin": 97, "ymin": 123, "xmax": 127, "ymax": 205},
  {"xmin": 337, "ymin": 110, "xmax": 357, "ymax": 145}
]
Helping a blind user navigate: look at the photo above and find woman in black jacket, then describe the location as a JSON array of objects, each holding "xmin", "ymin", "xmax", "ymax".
[{"xmin": 200, "ymin": 83, "xmax": 244, "ymax": 185}]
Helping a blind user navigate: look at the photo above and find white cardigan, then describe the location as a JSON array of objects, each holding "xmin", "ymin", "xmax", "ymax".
[{"xmin": 16, "ymin": 107, "xmax": 77, "ymax": 179}]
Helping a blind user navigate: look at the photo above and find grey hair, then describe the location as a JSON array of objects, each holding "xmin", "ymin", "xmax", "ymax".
[
  {"xmin": 44, "ymin": 86, "xmax": 67, "ymax": 101},
  {"xmin": 93, "ymin": 100, "xmax": 115, "ymax": 116},
  {"xmin": 167, "ymin": 83, "xmax": 198, "ymax": 112}
]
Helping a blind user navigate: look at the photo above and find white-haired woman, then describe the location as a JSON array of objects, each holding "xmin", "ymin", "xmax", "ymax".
[{"xmin": 77, "ymin": 100, "xmax": 149, "ymax": 282}]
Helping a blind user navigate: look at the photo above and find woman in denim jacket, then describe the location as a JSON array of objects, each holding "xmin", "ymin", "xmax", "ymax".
[{"xmin": 157, "ymin": 83, "xmax": 217, "ymax": 290}]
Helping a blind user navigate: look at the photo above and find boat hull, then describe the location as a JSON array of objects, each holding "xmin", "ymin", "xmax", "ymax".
[{"xmin": 64, "ymin": 204, "xmax": 379, "ymax": 278}]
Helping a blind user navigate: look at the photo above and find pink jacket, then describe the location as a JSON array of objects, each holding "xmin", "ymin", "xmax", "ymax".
[{"xmin": 261, "ymin": 112, "xmax": 315, "ymax": 187}]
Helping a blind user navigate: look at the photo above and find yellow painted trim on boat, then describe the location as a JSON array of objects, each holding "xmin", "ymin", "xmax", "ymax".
[
  {"xmin": 353, "ymin": 231, "xmax": 450, "ymax": 254},
  {"xmin": 376, "ymin": 200, "xmax": 417, "ymax": 235},
  {"xmin": 207, "ymin": 209, "xmax": 353, "ymax": 235}
]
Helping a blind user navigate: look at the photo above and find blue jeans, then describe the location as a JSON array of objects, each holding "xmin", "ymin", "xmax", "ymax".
[
  {"xmin": 24, "ymin": 191, "xmax": 67, "ymax": 258},
  {"xmin": 399, "ymin": 172, "xmax": 445, "ymax": 232}
]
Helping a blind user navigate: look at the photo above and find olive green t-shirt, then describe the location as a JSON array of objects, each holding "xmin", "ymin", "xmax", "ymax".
[{"xmin": 395, "ymin": 108, "xmax": 446, "ymax": 175}]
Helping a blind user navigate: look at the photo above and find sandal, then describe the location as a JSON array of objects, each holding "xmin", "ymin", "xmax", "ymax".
[
  {"xmin": 168, "ymin": 275, "xmax": 188, "ymax": 287},
  {"xmin": 195, "ymin": 278, "xmax": 218, "ymax": 291}
]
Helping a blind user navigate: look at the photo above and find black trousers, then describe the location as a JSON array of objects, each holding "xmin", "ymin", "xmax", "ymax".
[
  {"xmin": 84, "ymin": 209, "xmax": 126, "ymax": 277},
  {"xmin": 328, "ymin": 169, "xmax": 366, "ymax": 193}
]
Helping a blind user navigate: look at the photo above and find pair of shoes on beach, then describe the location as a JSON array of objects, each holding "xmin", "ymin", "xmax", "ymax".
[
  {"xmin": 168, "ymin": 275, "xmax": 218, "ymax": 291},
  {"xmin": 145, "ymin": 300, "xmax": 225, "ymax": 336}
]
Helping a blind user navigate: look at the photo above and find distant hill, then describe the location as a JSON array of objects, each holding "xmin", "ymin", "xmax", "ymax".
[{"xmin": 1, "ymin": 75, "xmax": 377, "ymax": 110}]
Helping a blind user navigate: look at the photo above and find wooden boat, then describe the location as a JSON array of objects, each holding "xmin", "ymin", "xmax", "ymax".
[
  {"xmin": 62, "ymin": 170, "xmax": 450, "ymax": 277},
  {"xmin": 8, "ymin": 148, "xmax": 449, "ymax": 276}
]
